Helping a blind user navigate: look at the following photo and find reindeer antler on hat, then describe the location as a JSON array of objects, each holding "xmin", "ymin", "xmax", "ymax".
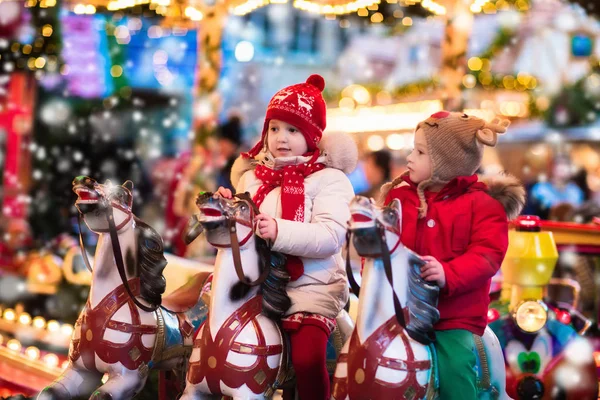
[{"xmin": 476, "ymin": 117, "xmax": 510, "ymax": 147}]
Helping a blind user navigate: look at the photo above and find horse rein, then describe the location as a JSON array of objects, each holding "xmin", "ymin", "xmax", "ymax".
[
  {"xmin": 228, "ymin": 193, "xmax": 271, "ymax": 287},
  {"xmin": 78, "ymin": 197, "xmax": 158, "ymax": 313},
  {"xmin": 345, "ymin": 216, "xmax": 407, "ymax": 330}
]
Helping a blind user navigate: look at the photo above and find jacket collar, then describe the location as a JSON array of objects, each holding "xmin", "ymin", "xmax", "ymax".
[{"xmin": 401, "ymin": 173, "xmax": 486, "ymax": 200}]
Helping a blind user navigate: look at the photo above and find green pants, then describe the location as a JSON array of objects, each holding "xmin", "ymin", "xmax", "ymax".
[{"xmin": 434, "ymin": 329, "xmax": 478, "ymax": 400}]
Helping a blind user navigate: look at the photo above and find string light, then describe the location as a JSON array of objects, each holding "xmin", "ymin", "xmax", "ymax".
[
  {"xmin": 61, "ymin": 324, "xmax": 74, "ymax": 337},
  {"xmin": 25, "ymin": 346, "xmax": 41, "ymax": 360},
  {"xmin": 43, "ymin": 353, "xmax": 60, "ymax": 368},
  {"xmin": 7, "ymin": 339, "xmax": 22, "ymax": 352},
  {"xmin": 33, "ymin": 316, "xmax": 46, "ymax": 329},
  {"xmin": 19, "ymin": 313, "xmax": 32, "ymax": 325},
  {"xmin": 47, "ymin": 320, "xmax": 60, "ymax": 332},
  {"xmin": 3, "ymin": 309, "xmax": 16, "ymax": 322}
]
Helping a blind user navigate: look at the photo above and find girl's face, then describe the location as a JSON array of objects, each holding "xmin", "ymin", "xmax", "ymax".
[
  {"xmin": 406, "ymin": 128, "xmax": 432, "ymax": 184},
  {"xmin": 267, "ymin": 119, "xmax": 308, "ymax": 158}
]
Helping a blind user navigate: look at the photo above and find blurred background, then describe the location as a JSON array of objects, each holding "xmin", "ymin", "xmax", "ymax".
[{"xmin": 0, "ymin": 0, "xmax": 600, "ymax": 396}]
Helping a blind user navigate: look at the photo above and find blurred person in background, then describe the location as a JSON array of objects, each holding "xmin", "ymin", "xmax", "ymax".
[
  {"xmin": 527, "ymin": 154, "xmax": 584, "ymax": 219},
  {"xmin": 215, "ymin": 115, "xmax": 243, "ymax": 192},
  {"xmin": 359, "ymin": 150, "xmax": 392, "ymax": 201}
]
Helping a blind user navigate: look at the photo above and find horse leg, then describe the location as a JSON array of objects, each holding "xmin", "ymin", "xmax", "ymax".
[
  {"xmin": 37, "ymin": 363, "xmax": 102, "ymax": 400},
  {"xmin": 480, "ymin": 326, "xmax": 509, "ymax": 400},
  {"xmin": 89, "ymin": 365, "xmax": 147, "ymax": 400}
]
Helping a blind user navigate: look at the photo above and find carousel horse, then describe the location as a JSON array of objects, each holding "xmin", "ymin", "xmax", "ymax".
[
  {"xmin": 38, "ymin": 176, "xmax": 209, "ymax": 400},
  {"xmin": 180, "ymin": 192, "xmax": 352, "ymax": 400},
  {"xmin": 332, "ymin": 196, "xmax": 509, "ymax": 400}
]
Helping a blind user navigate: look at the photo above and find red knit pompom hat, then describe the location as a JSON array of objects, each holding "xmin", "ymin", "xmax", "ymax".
[{"xmin": 243, "ymin": 74, "xmax": 327, "ymax": 158}]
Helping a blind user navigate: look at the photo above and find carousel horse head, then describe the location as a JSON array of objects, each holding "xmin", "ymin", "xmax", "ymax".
[
  {"xmin": 72, "ymin": 176, "xmax": 134, "ymax": 233},
  {"xmin": 186, "ymin": 191, "xmax": 291, "ymax": 318},
  {"xmin": 348, "ymin": 195, "xmax": 440, "ymax": 345},
  {"xmin": 186, "ymin": 192, "xmax": 256, "ymax": 248},
  {"xmin": 348, "ymin": 196, "xmax": 403, "ymax": 258},
  {"xmin": 72, "ymin": 175, "xmax": 167, "ymax": 309}
]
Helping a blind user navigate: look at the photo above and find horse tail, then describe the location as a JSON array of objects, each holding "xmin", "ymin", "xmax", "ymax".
[
  {"xmin": 257, "ymin": 237, "xmax": 291, "ymax": 320},
  {"xmin": 135, "ymin": 217, "xmax": 167, "ymax": 307}
]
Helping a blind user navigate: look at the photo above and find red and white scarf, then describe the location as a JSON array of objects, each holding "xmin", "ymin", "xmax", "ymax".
[{"xmin": 253, "ymin": 151, "xmax": 325, "ymax": 280}]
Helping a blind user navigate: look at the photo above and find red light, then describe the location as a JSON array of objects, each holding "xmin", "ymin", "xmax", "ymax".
[
  {"xmin": 487, "ymin": 308, "xmax": 500, "ymax": 323},
  {"xmin": 515, "ymin": 215, "xmax": 541, "ymax": 232},
  {"xmin": 556, "ymin": 310, "xmax": 571, "ymax": 325}
]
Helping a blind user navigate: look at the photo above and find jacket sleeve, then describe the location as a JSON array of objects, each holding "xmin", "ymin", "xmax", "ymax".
[
  {"xmin": 272, "ymin": 169, "xmax": 355, "ymax": 258},
  {"xmin": 440, "ymin": 195, "xmax": 509, "ymax": 297}
]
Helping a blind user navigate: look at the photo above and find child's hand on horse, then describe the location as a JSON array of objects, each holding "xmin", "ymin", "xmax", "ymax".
[
  {"xmin": 420, "ymin": 255, "xmax": 446, "ymax": 288},
  {"xmin": 255, "ymin": 214, "xmax": 278, "ymax": 240},
  {"xmin": 216, "ymin": 187, "xmax": 233, "ymax": 198}
]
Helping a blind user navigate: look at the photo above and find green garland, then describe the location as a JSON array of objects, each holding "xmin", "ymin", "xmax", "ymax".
[
  {"xmin": 105, "ymin": 20, "xmax": 130, "ymax": 98},
  {"xmin": 545, "ymin": 64, "xmax": 600, "ymax": 127},
  {"xmin": 323, "ymin": 79, "xmax": 439, "ymax": 106}
]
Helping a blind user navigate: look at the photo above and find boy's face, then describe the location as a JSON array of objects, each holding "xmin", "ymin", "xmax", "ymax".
[
  {"xmin": 407, "ymin": 128, "xmax": 432, "ymax": 184},
  {"xmin": 267, "ymin": 119, "xmax": 308, "ymax": 158}
]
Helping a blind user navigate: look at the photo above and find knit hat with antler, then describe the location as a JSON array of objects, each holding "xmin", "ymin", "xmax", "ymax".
[
  {"xmin": 243, "ymin": 74, "xmax": 327, "ymax": 158},
  {"xmin": 414, "ymin": 111, "xmax": 510, "ymax": 217}
]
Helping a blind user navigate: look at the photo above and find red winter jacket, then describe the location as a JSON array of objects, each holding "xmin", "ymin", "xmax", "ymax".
[{"xmin": 384, "ymin": 174, "xmax": 509, "ymax": 336}]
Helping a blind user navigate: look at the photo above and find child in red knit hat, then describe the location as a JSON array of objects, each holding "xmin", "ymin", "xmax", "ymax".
[{"xmin": 217, "ymin": 75, "xmax": 358, "ymax": 399}]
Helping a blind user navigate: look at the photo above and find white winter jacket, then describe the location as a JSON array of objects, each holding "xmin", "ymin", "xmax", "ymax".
[{"xmin": 231, "ymin": 133, "xmax": 358, "ymax": 318}]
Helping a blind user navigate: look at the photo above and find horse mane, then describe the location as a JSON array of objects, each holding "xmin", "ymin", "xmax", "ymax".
[
  {"xmin": 134, "ymin": 216, "xmax": 167, "ymax": 307},
  {"xmin": 405, "ymin": 251, "xmax": 440, "ymax": 342},
  {"xmin": 257, "ymin": 236, "xmax": 291, "ymax": 320}
]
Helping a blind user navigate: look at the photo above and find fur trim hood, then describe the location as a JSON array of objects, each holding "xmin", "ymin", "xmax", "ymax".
[
  {"xmin": 478, "ymin": 174, "xmax": 526, "ymax": 220},
  {"xmin": 379, "ymin": 173, "xmax": 526, "ymax": 220},
  {"xmin": 231, "ymin": 132, "xmax": 358, "ymax": 189}
]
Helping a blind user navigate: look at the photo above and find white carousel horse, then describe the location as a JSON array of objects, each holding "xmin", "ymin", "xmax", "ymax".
[
  {"xmin": 180, "ymin": 192, "xmax": 352, "ymax": 400},
  {"xmin": 38, "ymin": 176, "xmax": 209, "ymax": 400},
  {"xmin": 332, "ymin": 196, "xmax": 508, "ymax": 400}
]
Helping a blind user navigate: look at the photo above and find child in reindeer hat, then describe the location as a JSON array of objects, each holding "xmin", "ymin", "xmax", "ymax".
[
  {"xmin": 217, "ymin": 75, "xmax": 358, "ymax": 400},
  {"xmin": 381, "ymin": 111, "xmax": 526, "ymax": 399}
]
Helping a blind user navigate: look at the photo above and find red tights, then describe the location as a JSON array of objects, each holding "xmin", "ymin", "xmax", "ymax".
[{"xmin": 288, "ymin": 324, "xmax": 330, "ymax": 400}]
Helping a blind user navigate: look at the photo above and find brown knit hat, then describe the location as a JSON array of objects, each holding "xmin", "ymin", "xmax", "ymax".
[{"xmin": 415, "ymin": 111, "xmax": 510, "ymax": 217}]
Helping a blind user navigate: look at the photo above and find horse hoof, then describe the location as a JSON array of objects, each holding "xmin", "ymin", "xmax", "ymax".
[
  {"xmin": 37, "ymin": 385, "xmax": 71, "ymax": 400},
  {"xmin": 90, "ymin": 391, "xmax": 113, "ymax": 400}
]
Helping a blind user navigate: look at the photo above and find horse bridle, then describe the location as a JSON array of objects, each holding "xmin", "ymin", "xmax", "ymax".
[
  {"xmin": 205, "ymin": 192, "xmax": 271, "ymax": 287},
  {"xmin": 78, "ymin": 193, "xmax": 158, "ymax": 313},
  {"xmin": 345, "ymin": 212, "xmax": 407, "ymax": 330}
]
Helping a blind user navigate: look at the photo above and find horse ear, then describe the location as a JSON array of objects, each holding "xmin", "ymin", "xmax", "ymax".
[
  {"xmin": 389, "ymin": 198, "xmax": 402, "ymax": 232},
  {"xmin": 104, "ymin": 179, "xmax": 113, "ymax": 186},
  {"xmin": 123, "ymin": 180, "xmax": 134, "ymax": 191}
]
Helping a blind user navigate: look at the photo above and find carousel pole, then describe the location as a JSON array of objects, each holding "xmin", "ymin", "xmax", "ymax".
[
  {"xmin": 193, "ymin": 0, "xmax": 228, "ymax": 122},
  {"xmin": 439, "ymin": 0, "xmax": 474, "ymax": 111},
  {"xmin": 0, "ymin": 72, "xmax": 35, "ymax": 227}
]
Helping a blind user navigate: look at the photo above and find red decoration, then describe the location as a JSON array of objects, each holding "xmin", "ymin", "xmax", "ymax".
[
  {"xmin": 0, "ymin": 1, "xmax": 23, "ymax": 39},
  {"xmin": 556, "ymin": 309, "xmax": 572, "ymax": 325},
  {"xmin": 487, "ymin": 308, "xmax": 500, "ymax": 323}
]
